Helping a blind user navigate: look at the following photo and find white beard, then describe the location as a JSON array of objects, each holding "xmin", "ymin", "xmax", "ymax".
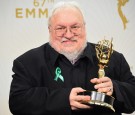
[
  {"xmin": 60, "ymin": 41, "xmax": 87, "ymax": 63},
  {"xmin": 49, "ymin": 37, "xmax": 87, "ymax": 64}
]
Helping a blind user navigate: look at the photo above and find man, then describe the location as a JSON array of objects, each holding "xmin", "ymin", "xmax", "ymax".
[{"xmin": 9, "ymin": 1, "xmax": 135, "ymax": 115}]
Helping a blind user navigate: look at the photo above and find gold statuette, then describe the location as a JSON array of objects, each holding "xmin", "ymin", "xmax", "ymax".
[
  {"xmin": 95, "ymin": 39, "xmax": 113, "ymax": 78},
  {"xmin": 79, "ymin": 38, "xmax": 115, "ymax": 112},
  {"xmin": 95, "ymin": 38, "xmax": 115, "ymax": 111}
]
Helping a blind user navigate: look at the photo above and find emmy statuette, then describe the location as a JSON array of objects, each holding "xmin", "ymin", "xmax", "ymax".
[{"xmin": 79, "ymin": 39, "xmax": 115, "ymax": 112}]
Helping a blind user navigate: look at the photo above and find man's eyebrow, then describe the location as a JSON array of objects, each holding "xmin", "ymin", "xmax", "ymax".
[
  {"xmin": 55, "ymin": 25, "xmax": 65, "ymax": 27},
  {"xmin": 55, "ymin": 23, "xmax": 81, "ymax": 27}
]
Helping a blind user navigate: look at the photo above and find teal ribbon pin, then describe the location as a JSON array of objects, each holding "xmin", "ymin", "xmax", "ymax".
[{"xmin": 54, "ymin": 67, "xmax": 64, "ymax": 82}]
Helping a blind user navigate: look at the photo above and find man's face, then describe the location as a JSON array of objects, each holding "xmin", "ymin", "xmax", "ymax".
[{"xmin": 49, "ymin": 7, "xmax": 86, "ymax": 54}]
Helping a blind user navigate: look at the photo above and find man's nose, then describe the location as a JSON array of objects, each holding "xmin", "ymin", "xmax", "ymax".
[{"xmin": 64, "ymin": 28, "xmax": 74, "ymax": 38}]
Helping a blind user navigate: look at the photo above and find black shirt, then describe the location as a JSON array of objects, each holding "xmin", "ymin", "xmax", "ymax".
[
  {"xmin": 9, "ymin": 42, "xmax": 135, "ymax": 115},
  {"xmin": 48, "ymin": 42, "xmax": 98, "ymax": 90}
]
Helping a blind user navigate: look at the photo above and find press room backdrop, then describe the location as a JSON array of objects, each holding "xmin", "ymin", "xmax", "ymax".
[{"xmin": 0, "ymin": 0, "xmax": 135, "ymax": 114}]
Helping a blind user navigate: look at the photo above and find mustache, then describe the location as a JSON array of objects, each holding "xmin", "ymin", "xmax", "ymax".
[{"xmin": 61, "ymin": 37, "xmax": 77, "ymax": 42}]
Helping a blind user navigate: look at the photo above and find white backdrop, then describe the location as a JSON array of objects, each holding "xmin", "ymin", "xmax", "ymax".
[{"xmin": 0, "ymin": 0, "xmax": 135, "ymax": 114}]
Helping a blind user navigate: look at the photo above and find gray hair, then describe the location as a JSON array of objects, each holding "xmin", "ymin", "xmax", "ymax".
[{"xmin": 48, "ymin": 1, "xmax": 85, "ymax": 26}]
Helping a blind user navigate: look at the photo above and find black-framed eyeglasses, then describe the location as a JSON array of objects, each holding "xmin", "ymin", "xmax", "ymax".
[{"xmin": 50, "ymin": 24, "xmax": 84, "ymax": 37}]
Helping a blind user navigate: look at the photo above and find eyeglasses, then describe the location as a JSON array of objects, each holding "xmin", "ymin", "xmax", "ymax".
[{"xmin": 50, "ymin": 24, "xmax": 84, "ymax": 37}]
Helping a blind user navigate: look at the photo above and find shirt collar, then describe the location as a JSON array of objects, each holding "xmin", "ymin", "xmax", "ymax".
[
  {"xmin": 46, "ymin": 43, "xmax": 60, "ymax": 66},
  {"xmin": 81, "ymin": 42, "xmax": 96, "ymax": 65},
  {"xmin": 46, "ymin": 42, "xmax": 96, "ymax": 66}
]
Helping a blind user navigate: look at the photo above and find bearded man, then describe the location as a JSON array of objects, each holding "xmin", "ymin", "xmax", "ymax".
[{"xmin": 9, "ymin": 1, "xmax": 135, "ymax": 115}]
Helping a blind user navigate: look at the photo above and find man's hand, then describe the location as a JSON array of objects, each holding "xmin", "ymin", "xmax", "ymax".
[
  {"xmin": 90, "ymin": 77, "xmax": 113, "ymax": 96},
  {"xmin": 69, "ymin": 87, "xmax": 91, "ymax": 110}
]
